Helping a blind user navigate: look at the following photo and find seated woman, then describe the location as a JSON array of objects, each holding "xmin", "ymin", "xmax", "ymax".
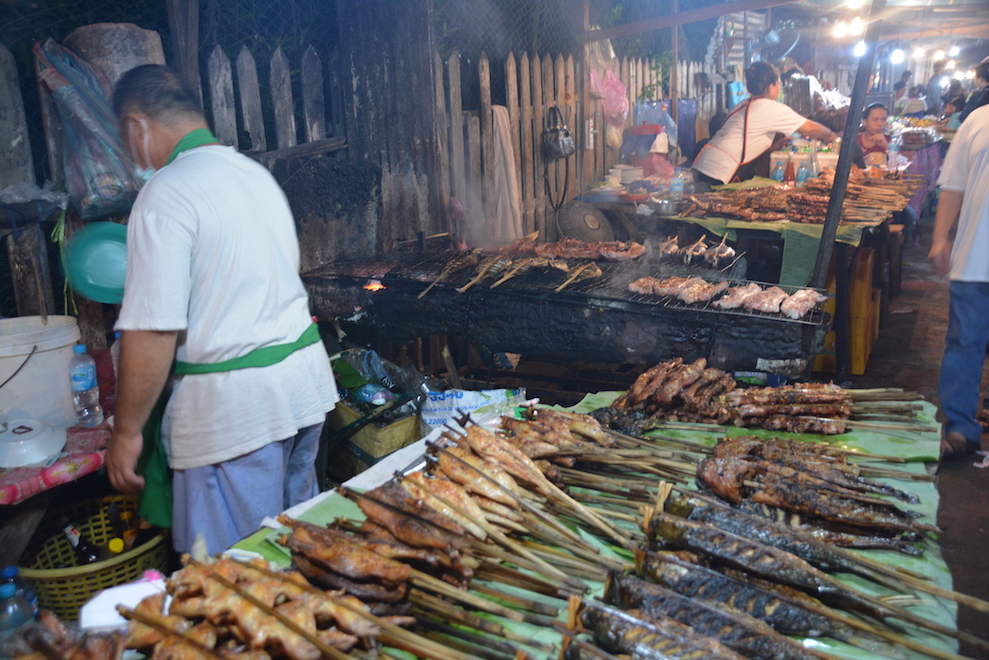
[
  {"xmin": 692, "ymin": 61, "xmax": 837, "ymax": 190},
  {"xmin": 857, "ymin": 102, "xmax": 891, "ymax": 168}
]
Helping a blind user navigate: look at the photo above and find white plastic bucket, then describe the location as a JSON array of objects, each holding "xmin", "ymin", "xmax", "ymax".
[{"xmin": 0, "ymin": 316, "xmax": 81, "ymax": 428}]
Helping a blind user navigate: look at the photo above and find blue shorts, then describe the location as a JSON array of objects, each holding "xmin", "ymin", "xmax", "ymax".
[{"xmin": 171, "ymin": 423, "xmax": 324, "ymax": 555}]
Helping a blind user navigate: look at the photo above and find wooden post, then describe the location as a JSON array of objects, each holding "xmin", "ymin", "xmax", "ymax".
[
  {"xmin": 165, "ymin": 0, "xmax": 201, "ymax": 99},
  {"xmin": 270, "ymin": 47, "xmax": 297, "ymax": 149},
  {"xmin": 479, "ymin": 53, "xmax": 495, "ymax": 224},
  {"xmin": 0, "ymin": 43, "xmax": 34, "ymax": 189},
  {"xmin": 433, "ymin": 50, "xmax": 450, "ymax": 223},
  {"xmin": 6, "ymin": 225, "xmax": 55, "ymax": 318},
  {"xmin": 236, "ymin": 46, "xmax": 266, "ymax": 152},
  {"xmin": 519, "ymin": 53, "xmax": 535, "ymax": 235},
  {"xmin": 301, "ymin": 45, "xmax": 326, "ymax": 144},
  {"xmin": 206, "ymin": 45, "xmax": 237, "ymax": 146}
]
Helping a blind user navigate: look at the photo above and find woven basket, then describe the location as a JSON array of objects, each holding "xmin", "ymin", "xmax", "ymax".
[{"xmin": 18, "ymin": 495, "xmax": 168, "ymax": 620}]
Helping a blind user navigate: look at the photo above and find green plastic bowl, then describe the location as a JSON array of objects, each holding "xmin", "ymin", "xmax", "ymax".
[{"xmin": 63, "ymin": 222, "xmax": 127, "ymax": 304}]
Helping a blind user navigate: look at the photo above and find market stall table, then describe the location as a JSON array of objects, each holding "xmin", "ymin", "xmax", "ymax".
[
  {"xmin": 230, "ymin": 392, "xmax": 959, "ymax": 660},
  {"xmin": 0, "ymin": 426, "xmax": 109, "ymax": 566}
]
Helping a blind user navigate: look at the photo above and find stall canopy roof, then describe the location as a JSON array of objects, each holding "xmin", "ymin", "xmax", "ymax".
[{"xmin": 799, "ymin": 0, "xmax": 989, "ymax": 42}]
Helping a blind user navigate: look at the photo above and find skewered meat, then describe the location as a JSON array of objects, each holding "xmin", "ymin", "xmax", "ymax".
[
  {"xmin": 535, "ymin": 238, "xmax": 645, "ymax": 261},
  {"xmin": 435, "ymin": 443, "xmax": 521, "ymax": 507},
  {"xmin": 628, "ymin": 358, "xmax": 682, "ymax": 405},
  {"xmin": 401, "ymin": 472, "xmax": 488, "ymax": 540},
  {"xmin": 279, "ymin": 519, "xmax": 411, "ymax": 585},
  {"xmin": 742, "ymin": 286, "xmax": 788, "ymax": 313},
  {"xmin": 648, "ymin": 512, "xmax": 903, "ymax": 622},
  {"xmin": 555, "ymin": 263, "xmax": 603, "ymax": 292},
  {"xmin": 458, "ymin": 254, "xmax": 513, "ymax": 293},
  {"xmin": 356, "ymin": 482, "xmax": 465, "ymax": 552},
  {"xmin": 292, "ymin": 555, "xmax": 409, "ymax": 604},
  {"xmin": 489, "ymin": 256, "xmax": 551, "ymax": 287},
  {"xmin": 658, "ymin": 236, "xmax": 680, "ymax": 259},
  {"xmin": 704, "ymin": 234, "xmax": 736, "ymax": 269},
  {"xmin": 780, "ymin": 288, "xmax": 829, "ymax": 319},
  {"xmin": 712, "ymin": 283, "xmax": 762, "ymax": 309},
  {"xmin": 637, "ymin": 550, "xmax": 865, "ymax": 641},
  {"xmin": 577, "ymin": 599, "xmax": 747, "ymax": 660},
  {"xmin": 675, "ymin": 278, "xmax": 728, "ymax": 304},
  {"xmin": 464, "ymin": 425, "xmax": 549, "ymax": 492},
  {"xmin": 606, "ymin": 571, "xmax": 812, "ymax": 660},
  {"xmin": 496, "ymin": 231, "xmax": 540, "ymax": 255},
  {"xmin": 536, "ymin": 408, "xmax": 616, "ymax": 447},
  {"xmin": 679, "ymin": 235, "xmax": 708, "ymax": 265},
  {"xmin": 725, "ymin": 384, "xmax": 847, "ymax": 406},
  {"xmin": 656, "ymin": 358, "xmax": 707, "ymax": 404},
  {"xmin": 418, "ymin": 249, "xmax": 480, "ymax": 298}
]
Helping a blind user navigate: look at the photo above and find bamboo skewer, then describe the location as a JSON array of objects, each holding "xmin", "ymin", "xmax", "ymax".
[
  {"xmin": 409, "ymin": 590, "xmax": 556, "ymax": 653},
  {"xmin": 409, "ymin": 568, "xmax": 556, "ymax": 626},
  {"xmin": 117, "ymin": 605, "xmax": 228, "ymax": 660}
]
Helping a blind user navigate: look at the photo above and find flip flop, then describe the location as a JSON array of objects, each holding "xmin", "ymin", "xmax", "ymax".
[{"xmin": 941, "ymin": 433, "xmax": 979, "ymax": 460}]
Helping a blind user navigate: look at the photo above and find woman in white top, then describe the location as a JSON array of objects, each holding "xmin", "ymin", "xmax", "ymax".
[{"xmin": 693, "ymin": 62, "xmax": 837, "ymax": 188}]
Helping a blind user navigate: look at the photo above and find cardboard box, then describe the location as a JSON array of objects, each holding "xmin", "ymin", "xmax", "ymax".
[{"xmin": 326, "ymin": 401, "xmax": 420, "ymax": 482}]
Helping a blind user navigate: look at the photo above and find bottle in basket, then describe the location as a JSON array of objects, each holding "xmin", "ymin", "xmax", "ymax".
[
  {"xmin": 57, "ymin": 515, "xmax": 101, "ymax": 565},
  {"xmin": 68, "ymin": 345, "xmax": 104, "ymax": 428}
]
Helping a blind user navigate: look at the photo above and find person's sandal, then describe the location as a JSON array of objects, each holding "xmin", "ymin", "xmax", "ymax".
[{"xmin": 941, "ymin": 432, "xmax": 979, "ymax": 460}]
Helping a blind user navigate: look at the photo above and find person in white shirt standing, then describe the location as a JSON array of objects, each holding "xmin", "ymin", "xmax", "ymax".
[
  {"xmin": 929, "ymin": 105, "xmax": 989, "ymax": 460},
  {"xmin": 693, "ymin": 61, "xmax": 836, "ymax": 189},
  {"xmin": 106, "ymin": 65, "xmax": 339, "ymax": 554}
]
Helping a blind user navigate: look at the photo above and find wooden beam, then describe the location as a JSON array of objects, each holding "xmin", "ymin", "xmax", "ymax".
[
  {"xmin": 879, "ymin": 24, "xmax": 989, "ymax": 40},
  {"xmin": 578, "ymin": 0, "xmax": 803, "ymax": 45}
]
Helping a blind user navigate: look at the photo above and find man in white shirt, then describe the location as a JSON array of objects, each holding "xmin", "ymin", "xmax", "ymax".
[
  {"xmin": 929, "ymin": 105, "xmax": 989, "ymax": 460},
  {"xmin": 106, "ymin": 65, "xmax": 339, "ymax": 553}
]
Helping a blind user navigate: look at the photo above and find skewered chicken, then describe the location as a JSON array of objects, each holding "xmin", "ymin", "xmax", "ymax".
[
  {"xmin": 712, "ymin": 283, "xmax": 762, "ymax": 309},
  {"xmin": 780, "ymin": 288, "xmax": 828, "ymax": 319},
  {"xmin": 741, "ymin": 286, "xmax": 788, "ymax": 313}
]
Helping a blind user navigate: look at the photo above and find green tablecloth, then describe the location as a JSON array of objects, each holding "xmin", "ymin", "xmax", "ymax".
[{"xmin": 235, "ymin": 394, "xmax": 955, "ymax": 659}]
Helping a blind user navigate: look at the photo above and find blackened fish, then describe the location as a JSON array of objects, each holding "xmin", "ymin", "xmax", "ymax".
[
  {"xmin": 606, "ymin": 570, "xmax": 816, "ymax": 660},
  {"xmin": 577, "ymin": 598, "xmax": 747, "ymax": 660}
]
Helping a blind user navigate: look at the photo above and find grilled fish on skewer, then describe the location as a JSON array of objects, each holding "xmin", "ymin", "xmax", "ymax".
[
  {"xmin": 704, "ymin": 234, "xmax": 736, "ymax": 269},
  {"xmin": 458, "ymin": 254, "xmax": 512, "ymax": 293},
  {"xmin": 575, "ymin": 597, "xmax": 748, "ymax": 660},
  {"xmin": 636, "ymin": 549, "xmax": 880, "ymax": 645},
  {"xmin": 401, "ymin": 471, "xmax": 487, "ymax": 540},
  {"xmin": 605, "ymin": 571, "xmax": 816, "ymax": 660},
  {"xmin": 659, "ymin": 236, "xmax": 680, "ymax": 260},
  {"xmin": 418, "ymin": 249, "xmax": 480, "ymax": 298},
  {"xmin": 490, "ymin": 256, "xmax": 548, "ymax": 287},
  {"xmin": 555, "ymin": 263, "xmax": 602, "ymax": 293},
  {"xmin": 663, "ymin": 493, "xmax": 914, "ymax": 589},
  {"xmin": 433, "ymin": 442, "xmax": 521, "ymax": 507},
  {"xmin": 646, "ymin": 511, "xmax": 942, "ymax": 632},
  {"xmin": 680, "ymin": 234, "xmax": 708, "ymax": 265}
]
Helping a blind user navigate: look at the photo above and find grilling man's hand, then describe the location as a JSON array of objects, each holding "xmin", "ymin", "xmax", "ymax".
[{"xmin": 106, "ymin": 430, "xmax": 146, "ymax": 494}]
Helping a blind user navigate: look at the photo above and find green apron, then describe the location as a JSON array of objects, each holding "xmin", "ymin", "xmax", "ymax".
[{"xmin": 137, "ymin": 323, "xmax": 321, "ymax": 527}]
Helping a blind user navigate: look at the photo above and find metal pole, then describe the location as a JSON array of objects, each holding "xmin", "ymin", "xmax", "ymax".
[
  {"xmin": 809, "ymin": 0, "xmax": 886, "ymax": 382},
  {"xmin": 672, "ymin": 0, "xmax": 679, "ymax": 123}
]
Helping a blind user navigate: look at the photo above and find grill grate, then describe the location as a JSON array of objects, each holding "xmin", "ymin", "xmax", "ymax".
[{"xmin": 304, "ymin": 251, "xmax": 829, "ymax": 326}]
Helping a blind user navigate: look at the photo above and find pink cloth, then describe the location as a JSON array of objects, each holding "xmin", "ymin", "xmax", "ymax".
[
  {"xmin": 904, "ymin": 142, "xmax": 943, "ymax": 215},
  {"xmin": 0, "ymin": 426, "xmax": 108, "ymax": 506}
]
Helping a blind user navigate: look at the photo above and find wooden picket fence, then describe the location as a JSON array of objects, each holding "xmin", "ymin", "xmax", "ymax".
[
  {"xmin": 433, "ymin": 51, "xmax": 729, "ymax": 242},
  {"xmin": 195, "ymin": 42, "xmax": 733, "ymax": 243},
  {"xmin": 201, "ymin": 43, "xmax": 346, "ymax": 160}
]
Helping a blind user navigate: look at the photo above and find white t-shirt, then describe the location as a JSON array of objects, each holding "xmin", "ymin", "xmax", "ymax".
[
  {"xmin": 693, "ymin": 98, "xmax": 808, "ymax": 184},
  {"xmin": 115, "ymin": 145, "xmax": 339, "ymax": 469},
  {"xmin": 937, "ymin": 106, "xmax": 989, "ymax": 282}
]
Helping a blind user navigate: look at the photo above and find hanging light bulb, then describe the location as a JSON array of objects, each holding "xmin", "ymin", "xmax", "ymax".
[
  {"xmin": 946, "ymin": 59, "xmax": 956, "ymax": 70},
  {"xmin": 913, "ymin": 47, "xmax": 925, "ymax": 59},
  {"xmin": 849, "ymin": 17, "xmax": 864, "ymax": 35},
  {"xmin": 933, "ymin": 50, "xmax": 945, "ymax": 61},
  {"xmin": 833, "ymin": 21, "xmax": 848, "ymax": 38},
  {"xmin": 853, "ymin": 41, "xmax": 867, "ymax": 58},
  {"xmin": 948, "ymin": 46, "xmax": 960, "ymax": 57},
  {"xmin": 954, "ymin": 71, "xmax": 965, "ymax": 80},
  {"xmin": 847, "ymin": 0, "xmax": 864, "ymax": 8},
  {"xmin": 890, "ymin": 49, "xmax": 905, "ymax": 64}
]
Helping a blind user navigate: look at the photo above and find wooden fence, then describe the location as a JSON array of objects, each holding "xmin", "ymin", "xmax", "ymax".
[
  {"xmin": 201, "ymin": 43, "xmax": 346, "ymax": 160},
  {"xmin": 433, "ymin": 51, "xmax": 729, "ymax": 243}
]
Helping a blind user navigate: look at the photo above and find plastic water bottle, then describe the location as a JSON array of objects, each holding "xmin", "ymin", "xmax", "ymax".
[
  {"xmin": 0, "ymin": 583, "xmax": 33, "ymax": 644},
  {"xmin": 1, "ymin": 567, "xmax": 36, "ymax": 616},
  {"xmin": 796, "ymin": 161, "xmax": 810, "ymax": 188},
  {"xmin": 887, "ymin": 140, "xmax": 901, "ymax": 169},
  {"xmin": 771, "ymin": 160, "xmax": 785, "ymax": 183},
  {"xmin": 669, "ymin": 167, "xmax": 684, "ymax": 201},
  {"xmin": 109, "ymin": 331, "xmax": 121, "ymax": 380},
  {"xmin": 68, "ymin": 344, "xmax": 103, "ymax": 428}
]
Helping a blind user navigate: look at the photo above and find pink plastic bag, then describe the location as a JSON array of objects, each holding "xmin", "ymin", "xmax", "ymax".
[{"xmin": 601, "ymin": 70, "xmax": 629, "ymax": 128}]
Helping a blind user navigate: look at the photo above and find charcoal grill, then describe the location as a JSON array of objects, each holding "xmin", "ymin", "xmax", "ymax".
[{"xmin": 304, "ymin": 249, "xmax": 829, "ymax": 371}]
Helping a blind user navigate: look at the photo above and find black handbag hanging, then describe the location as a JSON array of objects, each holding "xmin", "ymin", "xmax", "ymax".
[
  {"xmin": 542, "ymin": 106, "xmax": 576, "ymax": 160},
  {"xmin": 542, "ymin": 106, "xmax": 574, "ymax": 212}
]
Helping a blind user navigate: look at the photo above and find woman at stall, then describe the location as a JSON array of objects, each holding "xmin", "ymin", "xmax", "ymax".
[
  {"xmin": 692, "ymin": 61, "xmax": 837, "ymax": 189},
  {"xmin": 858, "ymin": 102, "xmax": 891, "ymax": 168}
]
